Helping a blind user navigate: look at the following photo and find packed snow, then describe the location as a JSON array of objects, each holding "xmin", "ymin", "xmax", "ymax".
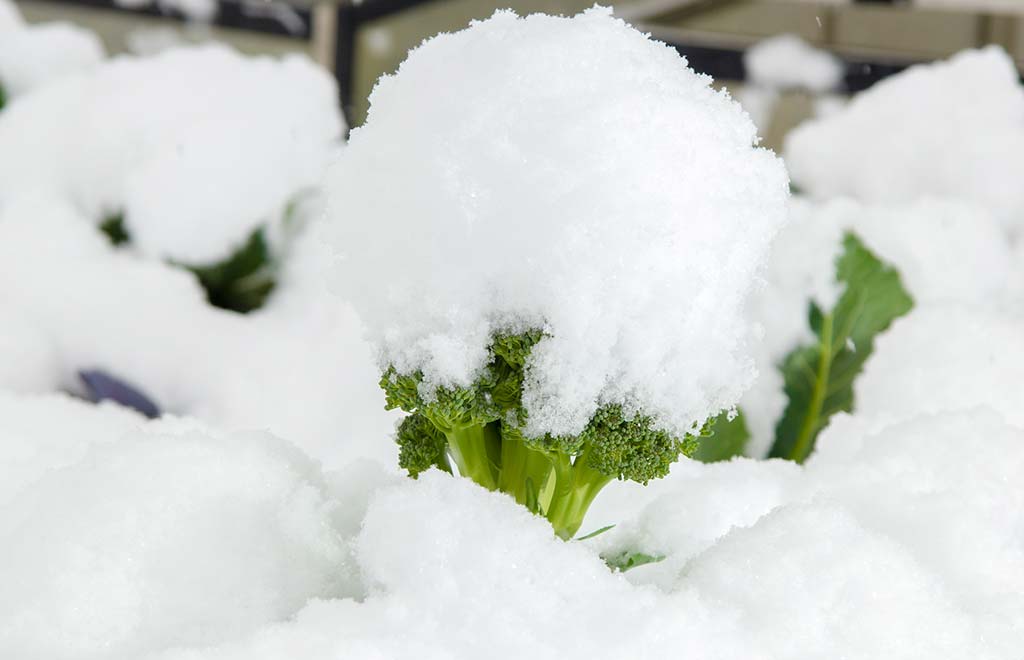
[
  {"xmin": 0, "ymin": 5, "xmax": 1021, "ymax": 660},
  {"xmin": 0, "ymin": 45, "xmax": 343, "ymax": 265},
  {"xmin": 785, "ymin": 47, "xmax": 1024, "ymax": 233},
  {"xmin": 326, "ymin": 7, "xmax": 789, "ymax": 438}
]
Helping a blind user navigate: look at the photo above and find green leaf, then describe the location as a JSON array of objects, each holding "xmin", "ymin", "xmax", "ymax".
[
  {"xmin": 601, "ymin": 549, "xmax": 666, "ymax": 573},
  {"xmin": 99, "ymin": 212, "xmax": 131, "ymax": 246},
  {"xmin": 180, "ymin": 228, "xmax": 276, "ymax": 314},
  {"xmin": 0, "ymin": 81, "xmax": 6, "ymax": 111},
  {"xmin": 693, "ymin": 409, "xmax": 749, "ymax": 463},
  {"xmin": 769, "ymin": 232, "xmax": 913, "ymax": 463},
  {"xmin": 575, "ymin": 524, "xmax": 615, "ymax": 541}
]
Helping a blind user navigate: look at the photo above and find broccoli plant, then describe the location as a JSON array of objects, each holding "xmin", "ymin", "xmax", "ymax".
[{"xmin": 383, "ymin": 330, "xmax": 701, "ymax": 540}]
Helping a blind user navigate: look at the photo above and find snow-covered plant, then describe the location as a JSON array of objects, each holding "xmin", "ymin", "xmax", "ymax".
[
  {"xmin": 0, "ymin": 46, "xmax": 343, "ymax": 312},
  {"xmin": 326, "ymin": 8, "xmax": 789, "ymax": 538}
]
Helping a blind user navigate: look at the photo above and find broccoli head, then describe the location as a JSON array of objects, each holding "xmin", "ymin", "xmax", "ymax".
[{"xmin": 379, "ymin": 330, "xmax": 702, "ymax": 539}]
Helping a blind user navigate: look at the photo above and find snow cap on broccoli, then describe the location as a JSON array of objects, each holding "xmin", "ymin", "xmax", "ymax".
[{"xmin": 326, "ymin": 8, "xmax": 788, "ymax": 536}]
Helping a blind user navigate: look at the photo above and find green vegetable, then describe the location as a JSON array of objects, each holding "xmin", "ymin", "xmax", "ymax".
[
  {"xmin": 0, "ymin": 82, "xmax": 6, "ymax": 111},
  {"xmin": 99, "ymin": 213, "xmax": 130, "ymax": 246},
  {"xmin": 769, "ymin": 232, "xmax": 913, "ymax": 463},
  {"xmin": 601, "ymin": 549, "xmax": 666, "ymax": 573},
  {"xmin": 693, "ymin": 410, "xmax": 749, "ymax": 463},
  {"xmin": 180, "ymin": 228, "xmax": 276, "ymax": 314},
  {"xmin": 381, "ymin": 330, "xmax": 702, "ymax": 540}
]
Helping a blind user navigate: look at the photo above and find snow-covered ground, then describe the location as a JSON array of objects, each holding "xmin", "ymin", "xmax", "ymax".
[{"xmin": 2, "ymin": 3, "xmax": 1023, "ymax": 658}]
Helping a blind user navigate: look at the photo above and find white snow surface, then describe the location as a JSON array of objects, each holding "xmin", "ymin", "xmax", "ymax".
[
  {"xmin": 741, "ymin": 196, "xmax": 1014, "ymax": 455},
  {"xmin": 846, "ymin": 304, "xmax": 1024, "ymax": 430},
  {"xmin": 744, "ymin": 34, "xmax": 843, "ymax": 92},
  {"xmin": 325, "ymin": 8, "xmax": 789, "ymax": 438},
  {"xmin": 785, "ymin": 47, "xmax": 1024, "ymax": 232},
  {"xmin": 0, "ymin": 45, "xmax": 343, "ymax": 264},
  {"xmin": 2, "ymin": 396, "xmax": 1016, "ymax": 658},
  {"xmin": 0, "ymin": 418, "xmax": 362, "ymax": 660},
  {"xmin": 0, "ymin": 23, "xmax": 105, "ymax": 100}
]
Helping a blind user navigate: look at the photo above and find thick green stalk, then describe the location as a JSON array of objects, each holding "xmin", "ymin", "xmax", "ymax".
[
  {"xmin": 789, "ymin": 312, "xmax": 833, "ymax": 463},
  {"xmin": 545, "ymin": 449, "xmax": 614, "ymax": 540},
  {"xmin": 498, "ymin": 437, "xmax": 555, "ymax": 512},
  {"xmin": 445, "ymin": 423, "xmax": 500, "ymax": 490}
]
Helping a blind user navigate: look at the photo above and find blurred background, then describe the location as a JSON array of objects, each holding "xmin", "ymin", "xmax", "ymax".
[{"xmin": 11, "ymin": 0, "xmax": 1024, "ymax": 150}]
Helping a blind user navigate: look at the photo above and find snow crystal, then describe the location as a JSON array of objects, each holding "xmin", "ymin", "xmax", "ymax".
[
  {"xmin": 325, "ymin": 7, "xmax": 789, "ymax": 438},
  {"xmin": 846, "ymin": 304, "xmax": 1024, "ymax": 429},
  {"xmin": 0, "ymin": 23, "xmax": 105, "ymax": 100},
  {"xmin": 741, "ymin": 196, "xmax": 1014, "ymax": 455},
  {"xmin": 785, "ymin": 47, "xmax": 1024, "ymax": 233},
  {"xmin": 0, "ymin": 427, "xmax": 357, "ymax": 659},
  {"xmin": 0, "ymin": 45, "xmax": 342, "ymax": 264},
  {"xmin": 744, "ymin": 34, "xmax": 843, "ymax": 92},
  {"xmin": 0, "ymin": 196, "xmax": 399, "ymax": 470}
]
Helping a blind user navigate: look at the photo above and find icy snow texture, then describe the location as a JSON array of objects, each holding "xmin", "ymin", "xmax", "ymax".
[
  {"xmin": 0, "ymin": 45, "xmax": 342, "ymax": 264},
  {"xmin": 0, "ymin": 423, "xmax": 358, "ymax": 659},
  {"xmin": 741, "ymin": 196, "xmax": 1014, "ymax": 455},
  {"xmin": 744, "ymin": 34, "xmax": 843, "ymax": 92},
  {"xmin": 326, "ymin": 8, "xmax": 789, "ymax": 438},
  {"xmin": 847, "ymin": 304, "xmax": 1024, "ymax": 430},
  {"xmin": 0, "ymin": 23, "xmax": 105, "ymax": 100},
  {"xmin": 785, "ymin": 47, "xmax": 1024, "ymax": 232},
  {"xmin": 0, "ymin": 196, "xmax": 399, "ymax": 470}
]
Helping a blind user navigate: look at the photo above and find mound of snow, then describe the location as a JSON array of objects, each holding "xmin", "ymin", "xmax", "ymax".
[
  {"xmin": 0, "ymin": 426, "xmax": 358, "ymax": 660},
  {"xmin": 846, "ymin": 304, "xmax": 1024, "ymax": 429},
  {"xmin": 0, "ymin": 23, "xmax": 105, "ymax": 100},
  {"xmin": 0, "ymin": 45, "xmax": 342, "ymax": 264},
  {"xmin": 785, "ymin": 47, "xmax": 1024, "ymax": 233},
  {"xmin": 744, "ymin": 34, "xmax": 843, "ymax": 92},
  {"xmin": 326, "ymin": 7, "xmax": 789, "ymax": 438}
]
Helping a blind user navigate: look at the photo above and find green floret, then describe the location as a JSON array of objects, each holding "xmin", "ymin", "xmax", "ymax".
[
  {"xmin": 380, "ymin": 330, "xmax": 703, "ymax": 540},
  {"xmin": 396, "ymin": 412, "xmax": 451, "ymax": 477}
]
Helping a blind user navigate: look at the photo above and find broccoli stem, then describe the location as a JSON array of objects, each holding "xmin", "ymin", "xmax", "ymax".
[
  {"xmin": 498, "ymin": 436, "xmax": 555, "ymax": 512},
  {"xmin": 444, "ymin": 423, "xmax": 501, "ymax": 490},
  {"xmin": 545, "ymin": 448, "xmax": 614, "ymax": 540}
]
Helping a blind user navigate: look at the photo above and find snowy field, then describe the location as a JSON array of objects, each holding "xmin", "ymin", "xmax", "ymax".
[{"xmin": 2, "ymin": 4, "xmax": 1024, "ymax": 659}]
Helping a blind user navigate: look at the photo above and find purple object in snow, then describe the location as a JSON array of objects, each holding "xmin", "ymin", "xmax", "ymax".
[{"xmin": 78, "ymin": 369, "xmax": 161, "ymax": 419}]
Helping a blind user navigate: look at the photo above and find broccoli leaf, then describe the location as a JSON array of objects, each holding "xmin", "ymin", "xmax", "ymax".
[
  {"xmin": 769, "ymin": 232, "xmax": 913, "ymax": 463},
  {"xmin": 181, "ymin": 228, "xmax": 276, "ymax": 314},
  {"xmin": 601, "ymin": 549, "xmax": 666, "ymax": 573},
  {"xmin": 99, "ymin": 212, "xmax": 131, "ymax": 246},
  {"xmin": 693, "ymin": 409, "xmax": 749, "ymax": 463}
]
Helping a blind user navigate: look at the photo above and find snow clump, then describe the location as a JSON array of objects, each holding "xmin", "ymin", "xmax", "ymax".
[
  {"xmin": 0, "ymin": 45, "xmax": 343, "ymax": 264},
  {"xmin": 325, "ymin": 7, "xmax": 790, "ymax": 438},
  {"xmin": 0, "ymin": 23, "xmax": 105, "ymax": 100},
  {"xmin": 0, "ymin": 420, "xmax": 358, "ymax": 660},
  {"xmin": 744, "ymin": 34, "xmax": 843, "ymax": 92}
]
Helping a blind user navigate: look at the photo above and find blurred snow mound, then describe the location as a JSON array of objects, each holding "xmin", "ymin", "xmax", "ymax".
[{"xmin": 785, "ymin": 47, "xmax": 1024, "ymax": 233}]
